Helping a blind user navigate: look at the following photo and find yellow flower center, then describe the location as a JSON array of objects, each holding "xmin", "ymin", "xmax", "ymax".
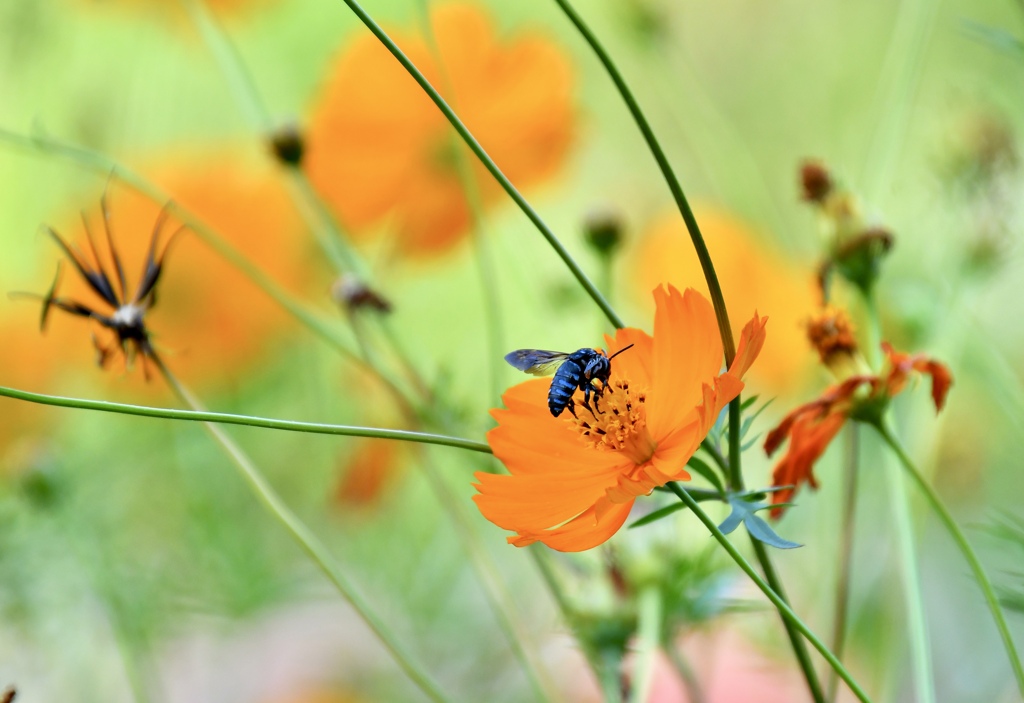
[{"xmin": 568, "ymin": 378, "xmax": 657, "ymax": 466}]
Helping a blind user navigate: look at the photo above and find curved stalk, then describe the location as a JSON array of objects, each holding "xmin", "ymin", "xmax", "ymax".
[
  {"xmin": 628, "ymin": 586, "xmax": 662, "ymax": 703},
  {"xmin": 0, "ymin": 384, "xmax": 491, "ymax": 454},
  {"xmin": 548, "ymin": 0, "xmax": 733, "ymax": 361},
  {"xmin": 667, "ymin": 483, "xmax": 873, "ymax": 703},
  {"xmin": 415, "ymin": 0, "xmax": 505, "ymax": 406},
  {"xmin": 872, "ymin": 421, "xmax": 1024, "ymax": 697}
]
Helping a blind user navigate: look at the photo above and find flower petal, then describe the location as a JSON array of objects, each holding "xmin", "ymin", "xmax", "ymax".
[
  {"xmin": 506, "ymin": 500, "xmax": 634, "ymax": 552},
  {"xmin": 729, "ymin": 311, "xmax": 768, "ymax": 378},
  {"xmin": 603, "ymin": 327, "xmax": 654, "ymax": 391},
  {"xmin": 648, "ymin": 286, "xmax": 723, "ymax": 440},
  {"xmin": 769, "ymin": 411, "xmax": 846, "ymax": 518}
]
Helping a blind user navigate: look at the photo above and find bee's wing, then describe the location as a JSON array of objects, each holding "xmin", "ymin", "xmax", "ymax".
[{"xmin": 504, "ymin": 349, "xmax": 569, "ymax": 376}]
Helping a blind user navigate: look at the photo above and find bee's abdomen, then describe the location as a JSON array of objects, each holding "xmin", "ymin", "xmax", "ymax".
[{"xmin": 548, "ymin": 362, "xmax": 582, "ymax": 417}]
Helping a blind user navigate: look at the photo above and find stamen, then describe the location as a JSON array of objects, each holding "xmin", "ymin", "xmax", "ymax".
[{"xmin": 566, "ymin": 378, "xmax": 657, "ymax": 465}]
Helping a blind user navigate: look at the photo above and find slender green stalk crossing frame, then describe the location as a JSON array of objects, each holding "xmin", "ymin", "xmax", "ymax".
[{"xmin": 0, "ymin": 385, "xmax": 490, "ymax": 454}]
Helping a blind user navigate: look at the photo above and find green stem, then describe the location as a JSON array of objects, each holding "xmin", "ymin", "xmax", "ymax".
[
  {"xmin": 883, "ymin": 431, "xmax": 936, "ymax": 703},
  {"xmin": 531, "ymin": 549, "xmax": 615, "ymax": 700},
  {"xmin": 861, "ymin": 0, "xmax": 939, "ymax": 203},
  {"xmin": 0, "ymin": 384, "xmax": 491, "ymax": 454},
  {"xmin": 180, "ymin": 0, "xmax": 368, "ymax": 278},
  {"xmin": 414, "ymin": 0, "xmax": 505, "ymax": 406},
  {"xmin": 0, "ymin": 126, "xmax": 421, "ymax": 418},
  {"xmin": 859, "ymin": 291, "xmax": 934, "ymax": 701},
  {"xmin": 152, "ymin": 357, "xmax": 452, "ymax": 703},
  {"xmin": 666, "ymin": 483, "xmax": 872, "ymax": 703},
  {"xmin": 750, "ymin": 538, "xmax": 826, "ymax": 703},
  {"xmin": 872, "ymin": 421, "xmax": 1024, "ymax": 698},
  {"xmin": 628, "ymin": 586, "xmax": 661, "ymax": 703},
  {"xmin": 415, "ymin": 445, "xmax": 561, "ymax": 703},
  {"xmin": 725, "ymin": 400, "xmax": 824, "ymax": 702},
  {"xmin": 333, "ymin": 0, "xmax": 622, "ymax": 330},
  {"xmin": 179, "ymin": 0, "xmax": 272, "ymax": 133},
  {"xmin": 827, "ymin": 424, "xmax": 861, "ymax": 703},
  {"xmin": 548, "ymin": 0, "xmax": 734, "ymax": 361},
  {"xmin": 663, "ymin": 642, "xmax": 706, "ymax": 703}
]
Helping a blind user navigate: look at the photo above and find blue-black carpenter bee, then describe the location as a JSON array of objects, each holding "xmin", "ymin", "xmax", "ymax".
[{"xmin": 504, "ymin": 344, "xmax": 634, "ymax": 418}]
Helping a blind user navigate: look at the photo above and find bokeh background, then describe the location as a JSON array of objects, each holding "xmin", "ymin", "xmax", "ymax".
[{"xmin": 1, "ymin": 0, "xmax": 1023, "ymax": 701}]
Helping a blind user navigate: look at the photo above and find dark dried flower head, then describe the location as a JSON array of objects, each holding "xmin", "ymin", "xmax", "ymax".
[
  {"xmin": 805, "ymin": 305, "xmax": 859, "ymax": 374},
  {"xmin": 21, "ymin": 194, "xmax": 182, "ymax": 378},
  {"xmin": 269, "ymin": 123, "xmax": 305, "ymax": 167},
  {"xmin": 331, "ymin": 274, "xmax": 392, "ymax": 314},
  {"xmin": 800, "ymin": 160, "xmax": 834, "ymax": 204}
]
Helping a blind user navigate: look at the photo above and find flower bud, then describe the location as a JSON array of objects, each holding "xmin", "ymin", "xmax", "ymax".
[
  {"xmin": 331, "ymin": 274, "xmax": 392, "ymax": 314},
  {"xmin": 833, "ymin": 226, "xmax": 894, "ymax": 296},
  {"xmin": 583, "ymin": 206, "xmax": 625, "ymax": 258},
  {"xmin": 800, "ymin": 160, "xmax": 834, "ymax": 204},
  {"xmin": 268, "ymin": 123, "xmax": 305, "ymax": 167}
]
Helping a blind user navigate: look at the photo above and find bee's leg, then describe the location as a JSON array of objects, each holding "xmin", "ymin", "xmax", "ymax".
[
  {"xmin": 566, "ymin": 398, "xmax": 577, "ymax": 418},
  {"xmin": 581, "ymin": 384, "xmax": 593, "ymax": 414},
  {"xmin": 591, "ymin": 382, "xmax": 604, "ymax": 414}
]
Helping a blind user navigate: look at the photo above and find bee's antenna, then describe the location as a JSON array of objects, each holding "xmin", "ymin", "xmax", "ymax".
[{"xmin": 608, "ymin": 343, "xmax": 634, "ymax": 361}]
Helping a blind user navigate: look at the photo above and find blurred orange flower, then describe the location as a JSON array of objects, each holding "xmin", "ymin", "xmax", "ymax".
[
  {"xmin": 633, "ymin": 207, "xmax": 817, "ymax": 395},
  {"xmin": 334, "ymin": 439, "xmax": 403, "ymax": 508},
  {"xmin": 306, "ymin": 2, "xmax": 575, "ymax": 256},
  {"xmin": 46, "ymin": 155, "xmax": 309, "ymax": 388},
  {"xmin": 765, "ymin": 343, "xmax": 952, "ymax": 517},
  {"xmin": 475, "ymin": 286, "xmax": 766, "ymax": 552}
]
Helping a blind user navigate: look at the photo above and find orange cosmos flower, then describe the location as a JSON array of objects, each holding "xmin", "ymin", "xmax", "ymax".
[
  {"xmin": 474, "ymin": 285, "xmax": 767, "ymax": 552},
  {"xmin": 305, "ymin": 2, "xmax": 575, "ymax": 256},
  {"xmin": 765, "ymin": 343, "xmax": 953, "ymax": 517}
]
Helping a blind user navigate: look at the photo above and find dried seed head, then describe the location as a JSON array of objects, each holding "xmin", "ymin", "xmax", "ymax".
[
  {"xmin": 800, "ymin": 160, "xmax": 834, "ymax": 204},
  {"xmin": 331, "ymin": 274, "xmax": 392, "ymax": 314}
]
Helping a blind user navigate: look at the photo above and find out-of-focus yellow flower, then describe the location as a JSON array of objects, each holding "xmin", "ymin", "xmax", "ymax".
[
  {"xmin": 475, "ymin": 286, "xmax": 766, "ymax": 552},
  {"xmin": 306, "ymin": 2, "xmax": 575, "ymax": 257},
  {"xmin": 632, "ymin": 207, "xmax": 817, "ymax": 395},
  {"xmin": 50, "ymin": 155, "xmax": 309, "ymax": 387}
]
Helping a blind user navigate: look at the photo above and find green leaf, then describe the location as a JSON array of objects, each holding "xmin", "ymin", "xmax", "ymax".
[
  {"xmin": 686, "ymin": 455, "xmax": 725, "ymax": 495},
  {"xmin": 740, "ymin": 398, "xmax": 775, "ymax": 439},
  {"xmin": 744, "ymin": 513, "xmax": 802, "ymax": 550},
  {"xmin": 740, "ymin": 433, "xmax": 762, "ymax": 452},
  {"xmin": 717, "ymin": 496, "xmax": 802, "ymax": 549},
  {"xmin": 630, "ymin": 488, "xmax": 724, "ymax": 528},
  {"xmin": 629, "ymin": 502, "xmax": 687, "ymax": 528},
  {"xmin": 740, "ymin": 395, "xmax": 760, "ymax": 411}
]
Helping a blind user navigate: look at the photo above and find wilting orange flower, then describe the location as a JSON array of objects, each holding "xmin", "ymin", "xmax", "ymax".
[
  {"xmin": 306, "ymin": 2, "xmax": 574, "ymax": 256},
  {"xmin": 633, "ymin": 207, "xmax": 816, "ymax": 395},
  {"xmin": 765, "ymin": 343, "xmax": 953, "ymax": 517},
  {"xmin": 474, "ymin": 286, "xmax": 767, "ymax": 552}
]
